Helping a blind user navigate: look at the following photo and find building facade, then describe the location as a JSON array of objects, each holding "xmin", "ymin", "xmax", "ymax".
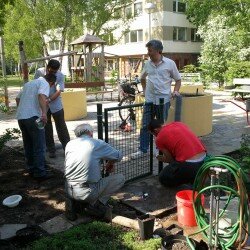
[{"xmin": 104, "ymin": 0, "xmax": 202, "ymax": 78}]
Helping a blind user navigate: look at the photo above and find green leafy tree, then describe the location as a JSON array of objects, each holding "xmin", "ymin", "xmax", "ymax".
[
  {"xmin": 197, "ymin": 15, "xmax": 240, "ymax": 87},
  {"xmin": 184, "ymin": 0, "xmax": 250, "ymax": 87},
  {"xmin": 225, "ymin": 61, "xmax": 250, "ymax": 84},
  {"xmin": 0, "ymin": 0, "xmax": 15, "ymax": 33},
  {"xmin": 3, "ymin": 0, "xmax": 133, "ymax": 69},
  {"xmin": 80, "ymin": 0, "xmax": 133, "ymax": 44},
  {"xmin": 184, "ymin": 0, "xmax": 250, "ymax": 31}
]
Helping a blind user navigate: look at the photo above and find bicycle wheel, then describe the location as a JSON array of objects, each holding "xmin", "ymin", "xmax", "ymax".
[{"xmin": 118, "ymin": 96, "xmax": 136, "ymax": 122}]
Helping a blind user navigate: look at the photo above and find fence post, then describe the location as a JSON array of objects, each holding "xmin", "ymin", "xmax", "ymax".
[
  {"xmin": 149, "ymin": 103, "xmax": 154, "ymax": 174},
  {"xmin": 104, "ymin": 109, "xmax": 109, "ymax": 143},
  {"xmin": 97, "ymin": 103, "xmax": 103, "ymax": 140},
  {"xmin": 158, "ymin": 98, "xmax": 164, "ymax": 173},
  {"xmin": 174, "ymin": 95, "xmax": 182, "ymax": 122}
]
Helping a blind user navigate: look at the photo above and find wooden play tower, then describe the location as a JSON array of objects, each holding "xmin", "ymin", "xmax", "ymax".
[{"xmin": 70, "ymin": 34, "xmax": 106, "ymax": 83}]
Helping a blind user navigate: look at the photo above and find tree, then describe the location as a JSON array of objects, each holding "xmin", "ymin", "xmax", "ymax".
[
  {"xmin": 198, "ymin": 15, "xmax": 240, "ymax": 87},
  {"xmin": 0, "ymin": 0, "xmax": 15, "ymax": 33},
  {"xmin": 184, "ymin": 0, "xmax": 250, "ymax": 31},
  {"xmin": 3, "ymin": 0, "xmax": 133, "ymax": 67},
  {"xmin": 80, "ymin": 0, "xmax": 133, "ymax": 44},
  {"xmin": 184, "ymin": 0, "xmax": 249, "ymax": 86}
]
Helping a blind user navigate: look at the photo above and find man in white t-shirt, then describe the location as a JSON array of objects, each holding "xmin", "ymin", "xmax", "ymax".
[
  {"xmin": 131, "ymin": 40, "xmax": 182, "ymax": 159},
  {"xmin": 34, "ymin": 59, "xmax": 70, "ymax": 158},
  {"xmin": 16, "ymin": 74, "xmax": 56, "ymax": 181}
]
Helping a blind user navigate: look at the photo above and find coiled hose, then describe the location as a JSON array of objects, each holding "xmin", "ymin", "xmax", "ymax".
[{"xmin": 186, "ymin": 155, "xmax": 249, "ymax": 250}]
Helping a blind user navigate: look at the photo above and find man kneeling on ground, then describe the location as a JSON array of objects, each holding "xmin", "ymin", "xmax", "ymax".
[
  {"xmin": 64, "ymin": 123, "xmax": 125, "ymax": 221},
  {"xmin": 148, "ymin": 119, "xmax": 207, "ymax": 188}
]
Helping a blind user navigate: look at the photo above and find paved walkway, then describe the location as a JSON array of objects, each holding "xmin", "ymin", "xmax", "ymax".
[{"xmin": 0, "ymin": 87, "xmax": 249, "ymax": 242}]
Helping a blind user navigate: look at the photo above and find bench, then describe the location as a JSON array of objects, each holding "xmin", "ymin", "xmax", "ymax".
[
  {"xmin": 64, "ymin": 81, "xmax": 114, "ymax": 101},
  {"xmin": 227, "ymin": 78, "xmax": 250, "ymax": 99}
]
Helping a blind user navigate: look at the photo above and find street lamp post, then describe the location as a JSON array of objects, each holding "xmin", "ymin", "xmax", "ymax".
[{"xmin": 145, "ymin": 2, "xmax": 156, "ymax": 40}]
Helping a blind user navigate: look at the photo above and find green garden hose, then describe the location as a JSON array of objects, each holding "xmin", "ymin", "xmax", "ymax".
[{"xmin": 186, "ymin": 155, "xmax": 249, "ymax": 250}]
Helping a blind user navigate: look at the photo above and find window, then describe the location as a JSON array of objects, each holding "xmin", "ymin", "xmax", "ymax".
[
  {"xmin": 173, "ymin": 0, "xmax": 186, "ymax": 13},
  {"xmin": 48, "ymin": 41, "xmax": 60, "ymax": 51},
  {"xmin": 191, "ymin": 28, "xmax": 202, "ymax": 42},
  {"xmin": 107, "ymin": 60, "xmax": 114, "ymax": 71},
  {"xmin": 173, "ymin": 27, "xmax": 187, "ymax": 41},
  {"xmin": 125, "ymin": 32, "xmax": 130, "ymax": 43},
  {"xmin": 125, "ymin": 30, "xmax": 143, "ymax": 43},
  {"xmin": 134, "ymin": 2, "xmax": 142, "ymax": 16},
  {"xmin": 125, "ymin": 5, "xmax": 132, "ymax": 18}
]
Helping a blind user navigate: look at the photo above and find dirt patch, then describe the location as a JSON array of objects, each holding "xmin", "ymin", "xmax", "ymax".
[
  {"xmin": 0, "ymin": 146, "xmax": 140, "ymax": 225},
  {"xmin": 0, "ymin": 146, "xmax": 65, "ymax": 225}
]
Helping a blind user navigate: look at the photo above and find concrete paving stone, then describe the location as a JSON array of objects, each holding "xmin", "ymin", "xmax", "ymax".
[
  {"xmin": 113, "ymin": 175, "xmax": 178, "ymax": 216},
  {"xmin": 0, "ymin": 224, "xmax": 27, "ymax": 239},
  {"xmin": 39, "ymin": 214, "xmax": 73, "ymax": 234}
]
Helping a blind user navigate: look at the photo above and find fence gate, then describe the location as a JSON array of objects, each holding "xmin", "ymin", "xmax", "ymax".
[{"xmin": 97, "ymin": 102, "xmax": 153, "ymax": 183}]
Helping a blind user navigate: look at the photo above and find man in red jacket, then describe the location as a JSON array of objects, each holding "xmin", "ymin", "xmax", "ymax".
[{"xmin": 148, "ymin": 119, "xmax": 207, "ymax": 187}]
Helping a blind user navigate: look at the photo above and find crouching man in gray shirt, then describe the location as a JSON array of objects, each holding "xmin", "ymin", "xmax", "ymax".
[{"xmin": 64, "ymin": 123, "xmax": 125, "ymax": 221}]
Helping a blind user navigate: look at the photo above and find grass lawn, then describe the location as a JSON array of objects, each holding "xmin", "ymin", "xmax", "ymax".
[
  {"xmin": 30, "ymin": 221, "xmax": 161, "ymax": 250},
  {"xmin": 0, "ymin": 75, "xmax": 26, "ymax": 88}
]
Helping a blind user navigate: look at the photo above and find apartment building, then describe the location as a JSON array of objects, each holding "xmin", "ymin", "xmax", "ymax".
[
  {"xmin": 104, "ymin": 0, "xmax": 202, "ymax": 78},
  {"xmin": 44, "ymin": 1, "xmax": 202, "ymax": 79}
]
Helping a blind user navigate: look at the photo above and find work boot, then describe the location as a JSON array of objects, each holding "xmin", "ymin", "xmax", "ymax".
[
  {"xmin": 65, "ymin": 197, "xmax": 77, "ymax": 221},
  {"xmin": 84, "ymin": 202, "xmax": 107, "ymax": 219}
]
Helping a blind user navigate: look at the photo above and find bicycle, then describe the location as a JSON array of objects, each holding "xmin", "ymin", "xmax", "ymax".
[{"xmin": 118, "ymin": 75, "xmax": 142, "ymax": 123}]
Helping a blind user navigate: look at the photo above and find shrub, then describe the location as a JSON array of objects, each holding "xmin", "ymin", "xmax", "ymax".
[
  {"xmin": 240, "ymin": 134, "xmax": 250, "ymax": 173},
  {"xmin": 225, "ymin": 61, "xmax": 250, "ymax": 85},
  {"xmin": 181, "ymin": 64, "xmax": 199, "ymax": 73}
]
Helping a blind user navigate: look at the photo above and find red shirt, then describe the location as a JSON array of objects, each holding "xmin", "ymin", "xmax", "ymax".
[{"xmin": 156, "ymin": 122, "xmax": 206, "ymax": 162}]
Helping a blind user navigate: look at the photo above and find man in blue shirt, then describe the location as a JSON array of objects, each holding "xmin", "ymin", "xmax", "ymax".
[
  {"xmin": 34, "ymin": 59, "xmax": 70, "ymax": 158},
  {"xmin": 64, "ymin": 123, "xmax": 125, "ymax": 221}
]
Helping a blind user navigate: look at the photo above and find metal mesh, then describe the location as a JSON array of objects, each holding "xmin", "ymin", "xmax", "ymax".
[{"xmin": 101, "ymin": 103, "xmax": 153, "ymax": 182}]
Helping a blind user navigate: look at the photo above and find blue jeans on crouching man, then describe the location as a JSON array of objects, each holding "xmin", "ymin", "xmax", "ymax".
[
  {"xmin": 139, "ymin": 102, "xmax": 170, "ymax": 153},
  {"xmin": 18, "ymin": 116, "xmax": 46, "ymax": 177}
]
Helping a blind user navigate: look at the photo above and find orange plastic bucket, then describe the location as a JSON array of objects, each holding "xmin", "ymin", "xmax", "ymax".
[{"xmin": 176, "ymin": 190, "xmax": 204, "ymax": 227}]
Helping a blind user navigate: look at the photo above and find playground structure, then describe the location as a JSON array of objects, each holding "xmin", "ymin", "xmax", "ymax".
[
  {"xmin": 69, "ymin": 34, "xmax": 106, "ymax": 83},
  {"xmin": 18, "ymin": 34, "xmax": 107, "ymax": 85}
]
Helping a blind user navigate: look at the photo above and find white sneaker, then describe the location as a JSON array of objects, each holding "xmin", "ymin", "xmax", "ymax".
[{"xmin": 131, "ymin": 151, "xmax": 146, "ymax": 160}]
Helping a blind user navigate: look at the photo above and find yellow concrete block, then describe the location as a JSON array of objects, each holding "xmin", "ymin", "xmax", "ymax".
[
  {"xmin": 172, "ymin": 84, "xmax": 204, "ymax": 94},
  {"xmin": 61, "ymin": 89, "xmax": 87, "ymax": 121},
  {"xmin": 167, "ymin": 94, "xmax": 213, "ymax": 136},
  {"xmin": 134, "ymin": 93, "xmax": 213, "ymax": 136}
]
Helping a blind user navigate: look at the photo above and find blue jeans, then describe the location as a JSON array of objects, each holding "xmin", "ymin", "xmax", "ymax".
[
  {"xmin": 139, "ymin": 102, "xmax": 170, "ymax": 153},
  {"xmin": 18, "ymin": 116, "xmax": 46, "ymax": 177}
]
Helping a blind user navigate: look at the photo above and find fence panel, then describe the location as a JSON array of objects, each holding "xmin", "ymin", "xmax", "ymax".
[{"xmin": 98, "ymin": 102, "xmax": 153, "ymax": 183}]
